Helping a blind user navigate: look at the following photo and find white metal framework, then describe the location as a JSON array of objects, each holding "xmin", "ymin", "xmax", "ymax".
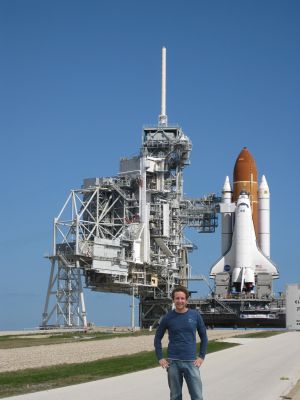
[{"xmin": 41, "ymin": 255, "xmax": 87, "ymax": 327}]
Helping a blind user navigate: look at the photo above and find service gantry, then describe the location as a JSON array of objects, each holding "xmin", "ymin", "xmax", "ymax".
[{"xmin": 41, "ymin": 48, "xmax": 219, "ymax": 329}]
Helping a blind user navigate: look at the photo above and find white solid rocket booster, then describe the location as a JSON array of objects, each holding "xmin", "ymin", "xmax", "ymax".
[
  {"xmin": 258, "ymin": 175, "xmax": 270, "ymax": 258},
  {"xmin": 221, "ymin": 176, "xmax": 233, "ymax": 255}
]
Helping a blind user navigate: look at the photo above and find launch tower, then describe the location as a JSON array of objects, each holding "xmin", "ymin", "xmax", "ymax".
[{"xmin": 41, "ymin": 48, "xmax": 219, "ymax": 329}]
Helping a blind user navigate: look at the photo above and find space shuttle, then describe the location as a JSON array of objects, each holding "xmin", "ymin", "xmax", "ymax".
[{"xmin": 210, "ymin": 147, "xmax": 279, "ymax": 293}]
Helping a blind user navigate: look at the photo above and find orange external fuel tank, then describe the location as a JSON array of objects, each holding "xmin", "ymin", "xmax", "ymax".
[{"xmin": 233, "ymin": 147, "xmax": 258, "ymax": 237}]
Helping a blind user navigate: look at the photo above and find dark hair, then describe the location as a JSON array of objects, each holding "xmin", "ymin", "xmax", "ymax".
[{"xmin": 171, "ymin": 286, "xmax": 189, "ymax": 300}]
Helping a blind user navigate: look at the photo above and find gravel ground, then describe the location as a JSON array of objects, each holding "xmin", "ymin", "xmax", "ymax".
[{"xmin": 0, "ymin": 329, "xmax": 258, "ymax": 373}]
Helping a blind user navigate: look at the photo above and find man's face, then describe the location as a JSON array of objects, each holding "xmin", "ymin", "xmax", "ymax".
[{"xmin": 173, "ymin": 291, "xmax": 187, "ymax": 312}]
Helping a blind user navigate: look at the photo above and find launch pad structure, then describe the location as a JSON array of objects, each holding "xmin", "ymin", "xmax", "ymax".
[
  {"xmin": 41, "ymin": 48, "xmax": 285, "ymax": 330},
  {"xmin": 41, "ymin": 48, "xmax": 219, "ymax": 329}
]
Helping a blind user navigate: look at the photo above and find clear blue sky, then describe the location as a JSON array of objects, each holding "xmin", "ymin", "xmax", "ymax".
[{"xmin": 0, "ymin": 0, "xmax": 299, "ymax": 330}]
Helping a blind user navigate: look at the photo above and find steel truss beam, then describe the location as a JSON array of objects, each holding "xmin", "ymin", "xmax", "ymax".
[{"xmin": 41, "ymin": 255, "xmax": 87, "ymax": 328}]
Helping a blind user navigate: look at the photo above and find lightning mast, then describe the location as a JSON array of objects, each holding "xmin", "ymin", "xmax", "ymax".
[{"xmin": 159, "ymin": 47, "xmax": 168, "ymax": 127}]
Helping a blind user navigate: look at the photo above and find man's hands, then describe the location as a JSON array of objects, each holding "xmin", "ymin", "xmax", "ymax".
[
  {"xmin": 159, "ymin": 358, "xmax": 204, "ymax": 368},
  {"xmin": 159, "ymin": 358, "xmax": 169, "ymax": 369},
  {"xmin": 193, "ymin": 357, "xmax": 204, "ymax": 367}
]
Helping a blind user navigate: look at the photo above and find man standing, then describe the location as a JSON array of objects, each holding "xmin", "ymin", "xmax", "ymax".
[{"xmin": 154, "ymin": 286, "xmax": 208, "ymax": 400}]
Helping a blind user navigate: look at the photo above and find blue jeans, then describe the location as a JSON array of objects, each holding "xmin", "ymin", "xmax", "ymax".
[{"xmin": 167, "ymin": 359, "xmax": 203, "ymax": 400}]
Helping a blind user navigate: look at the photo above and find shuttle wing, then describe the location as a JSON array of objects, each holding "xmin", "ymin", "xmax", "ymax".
[
  {"xmin": 252, "ymin": 247, "xmax": 279, "ymax": 277},
  {"xmin": 210, "ymin": 248, "xmax": 235, "ymax": 277},
  {"xmin": 210, "ymin": 242, "xmax": 279, "ymax": 278}
]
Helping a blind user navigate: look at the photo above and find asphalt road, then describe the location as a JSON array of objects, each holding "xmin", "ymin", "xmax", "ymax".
[{"xmin": 6, "ymin": 331, "xmax": 300, "ymax": 400}]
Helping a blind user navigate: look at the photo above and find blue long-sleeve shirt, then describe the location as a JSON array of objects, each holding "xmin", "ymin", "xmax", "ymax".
[{"xmin": 154, "ymin": 309, "xmax": 208, "ymax": 361}]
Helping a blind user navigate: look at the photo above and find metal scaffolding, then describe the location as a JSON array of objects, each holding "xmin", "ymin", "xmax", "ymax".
[
  {"xmin": 41, "ymin": 255, "xmax": 87, "ymax": 328},
  {"xmin": 41, "ymin": 124, "xmax": 219, "ymax": 328}
]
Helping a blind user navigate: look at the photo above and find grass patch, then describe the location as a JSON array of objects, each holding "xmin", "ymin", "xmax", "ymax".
[
  {"xmin": 0, "ymin": 341, "xmax": 238, "ymax": 398},
  {"xmin": 0, "ymin": 330, "xmax": 153, "ymax": 349},
  {"xmin": 233, "ymin": 330, "xmax": 285, "ymax": 339}
]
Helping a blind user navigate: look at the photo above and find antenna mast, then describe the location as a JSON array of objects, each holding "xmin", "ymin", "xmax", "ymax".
[{"xmin": 159, "ymin": 47, "xmax": 168, "ymax": 126}]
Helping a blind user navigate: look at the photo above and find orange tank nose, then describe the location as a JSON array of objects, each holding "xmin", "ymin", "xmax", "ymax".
[{"xmin": 233, "ymin": 147, "xmax": 258, "ymax": 238}]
